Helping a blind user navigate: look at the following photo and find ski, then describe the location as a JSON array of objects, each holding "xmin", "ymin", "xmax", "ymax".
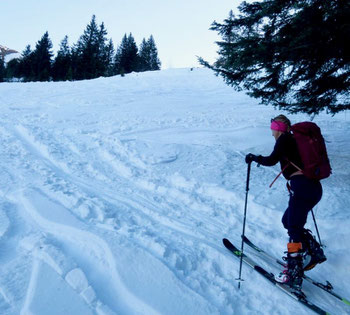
[
  {"xmin": 223, "ymin": 238, "xmax": 330, "ymax": 315},
  {"xmin": 242, "ymin": 235, "xmax": 350, "ymax": 307}
]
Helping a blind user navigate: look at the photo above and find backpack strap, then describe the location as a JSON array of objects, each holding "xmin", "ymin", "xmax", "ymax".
[
  {"xmin": 269, "ymin": 160, "xmax": 303, "ymax": 188},
  {"xmin": 289, "ymin": 160, "xmax": 303, "ymax": 172},
  {"xmin": 269, "ymin": 162, "xmax": 290, "ymax": 188}
]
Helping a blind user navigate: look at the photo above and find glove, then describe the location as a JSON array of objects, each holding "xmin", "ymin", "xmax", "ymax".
[{"xmin": 245, "ymin": 153, "xmax": 258, "ymax": 164}]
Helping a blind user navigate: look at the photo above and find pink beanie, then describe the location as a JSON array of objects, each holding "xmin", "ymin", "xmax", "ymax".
[{"xmin": 271, "ymin": 120, "xmax": 288, "ymax": 132}]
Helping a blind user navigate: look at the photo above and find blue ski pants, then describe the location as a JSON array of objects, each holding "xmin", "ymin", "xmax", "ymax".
[{"xmin": 282, "ymin": 175, "xmax": 323, "ymax": 243}]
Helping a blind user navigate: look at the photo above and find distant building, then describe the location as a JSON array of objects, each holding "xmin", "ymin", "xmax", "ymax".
[{"xmin": 0, "ymin": 45, "xmax": 19, "ymax": 61}]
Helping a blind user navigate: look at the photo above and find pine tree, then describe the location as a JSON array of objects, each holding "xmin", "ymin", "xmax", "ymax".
[
  {"xmin": 200, "ymin": 0, "xmax": 350, "ymax": 115},
  {"xmin": 114, "ymin": 33, "xmax": 139, "ymax": 75},
  {"xmin": 139, "ymin": 36, "xmax": 161, "ymax": 72},
  {"xmin": 105, "ymin": 39, "xmax": 115, "ymax": 76},
  {"xmin": 70, "ymin": 46, "xmax": 80, "ymax": 80},
  {"xmin": 5, "ymin": 58, "xmax": 20, "ymax": 80},
  {"xmin": 0, "ymin": 57, "xmax": 5, "ymax": 82},
  {"xmin": 18, "ymin": 45, "xmax": 34, "ymax": 81},
  {"xmin": 52, "ymin": 36, "xmax": 72, "ymax": 81},
  {"xmin": 31, "ymin": 31, "xmax": 53, "ymax": 81},
  {"xmin": 147, "ymin": 35, "xmax": 161, "ymax": 71},
  {"xmin": 75, "ymin": 15, "xmax": 100, "ymax": 79},
  {"xmin": 96, "ymin": 22, "xmax": 110, "ymax": 77},
  {"xmin": 74, "ymin": 15, "xmax": 112, "ymax": 80},
  {"xmin": 138, "ymin": 38, "xmax": 149, "ymax": 72}
]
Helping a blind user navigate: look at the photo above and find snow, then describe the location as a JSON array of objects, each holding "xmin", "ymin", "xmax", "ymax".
[{"xmin": 0, "ymin": 68, "xmax": 349, "ymax": 314}]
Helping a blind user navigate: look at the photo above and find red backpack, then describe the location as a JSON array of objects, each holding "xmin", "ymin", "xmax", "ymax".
[{"xmin": 291, "ymin": 122, "xmax": 332, "ymax": 180}]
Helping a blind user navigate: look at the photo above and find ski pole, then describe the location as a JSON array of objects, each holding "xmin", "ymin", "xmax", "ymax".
[
  {"xmin": 237, "ymin": 161, "xmax": 251, "ymax": 289},
  {"xmin": 311, "ymin": 209, "xmax": 323, "ymax": 247}
]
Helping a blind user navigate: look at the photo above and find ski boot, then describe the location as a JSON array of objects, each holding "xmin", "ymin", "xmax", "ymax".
[
  {"xmin": 302, "ymin": 229, "xmax": 327, "ymax": 271},
  {"xmin": 275, "ymin": 242, "xmax": 304, "ymax": 290}
]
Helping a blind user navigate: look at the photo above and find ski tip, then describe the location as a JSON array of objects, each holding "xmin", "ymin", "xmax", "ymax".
[
  {"xmin": 222, "ymin": 238, "xmax": 230, "ymax": 245},
  {"xmin": 222, "ymin": 238, "xmax": 236, "ymax": 250}
]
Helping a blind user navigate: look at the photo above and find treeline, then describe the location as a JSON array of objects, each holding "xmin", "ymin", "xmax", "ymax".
[{"xmin": 1, "ymin": 15, "xmax": 161, "ymax": 82}]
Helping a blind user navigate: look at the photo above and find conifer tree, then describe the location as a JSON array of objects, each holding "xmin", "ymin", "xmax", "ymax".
[
  {"xmin": 147, "ymin": 35, "xmax": 161, "ymax": 71},
  {"xmin": 70, "ymin": 46, "xmax": 79, "ymax": 80},
  {"xmin": 138, "ymin": 38, "xmax": 149, "ymax": 72},
  {"xmin": 74, "ymin": 15, "xmax": 112, "ymax": 80},
  {"xmin": 31, "ymin": 32, "xmax": 53, "ymax": 81},
  {"xmin": 114, "ymin": 33, "xmax": 139, "ymax": 75},
  {"xmin": 0, "ymin": 58, "xmax": 4, "ymax": 82},
  {"xmin": 200, "ymin": 0, "xmax": 350, "ymax": 115},
  {"xmin": 105, "ymin": 39, "xmax": 115, "ymax": 76},
  {"xmin": 139, "ymin": 36, "xmax": 161, "ymax": 72},
  {"xmin": 19, "ymin": 45, "xmax": 34, "ymax": 81},
  {"xmin": 75, "ymin": 15, "xmax": 100, "ymax": 79},
  {"xmin": 96, "ymin": 21, "xmax": 109, "ymax": 77},
  {"xmin": 52, "ymin": 36, "xmax": 72, "ymax": 81},
  {"xmin": 5, "ymin": 58, "xmax": 20, "ymax": 80}
]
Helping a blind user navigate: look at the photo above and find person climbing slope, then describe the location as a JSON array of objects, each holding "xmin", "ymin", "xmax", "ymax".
[{"xmin": 245, "ymin": 114, "xmax": 327, "ymax": 289}]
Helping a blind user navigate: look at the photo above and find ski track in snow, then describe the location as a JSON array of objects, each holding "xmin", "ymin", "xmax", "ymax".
[{"xmin": 0, "ymin": 68, "xmax": 349, "ymax": 314}]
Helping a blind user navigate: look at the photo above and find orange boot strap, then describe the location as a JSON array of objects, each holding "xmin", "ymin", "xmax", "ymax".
[{"xmin": 287, "ymin": 242, "xmax": 302, "ymax": 253}]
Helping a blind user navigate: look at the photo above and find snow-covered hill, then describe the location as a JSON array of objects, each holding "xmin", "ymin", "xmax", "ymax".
[{"xmin": 0, "ymin": 68, "xmax": 349, "ymax": 314}]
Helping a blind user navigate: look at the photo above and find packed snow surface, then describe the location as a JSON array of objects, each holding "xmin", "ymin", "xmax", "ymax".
[{"xmin": 0, "ymin": 68, "xmax": 349, "ymax": 314}]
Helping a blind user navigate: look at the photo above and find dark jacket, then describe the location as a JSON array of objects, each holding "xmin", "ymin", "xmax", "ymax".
[{"xmin": 257, "ymin": 132, "xmax": 303, "ymax": 180}]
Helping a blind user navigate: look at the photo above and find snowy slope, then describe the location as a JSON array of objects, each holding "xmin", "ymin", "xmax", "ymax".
[{"xmin": 0, "ymin": 68, "xmax": 349, "ymax": 315}]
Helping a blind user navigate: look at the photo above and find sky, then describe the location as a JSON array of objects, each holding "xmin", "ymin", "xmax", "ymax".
[{"xmin": 1, "ymin": 0, "xmax": 239, "ymax": 69}]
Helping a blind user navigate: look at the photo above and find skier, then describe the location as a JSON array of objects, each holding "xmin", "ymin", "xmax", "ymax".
[{"xmin": 245, "ymin": 114, "xmax": 326, "ymax": 289}]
